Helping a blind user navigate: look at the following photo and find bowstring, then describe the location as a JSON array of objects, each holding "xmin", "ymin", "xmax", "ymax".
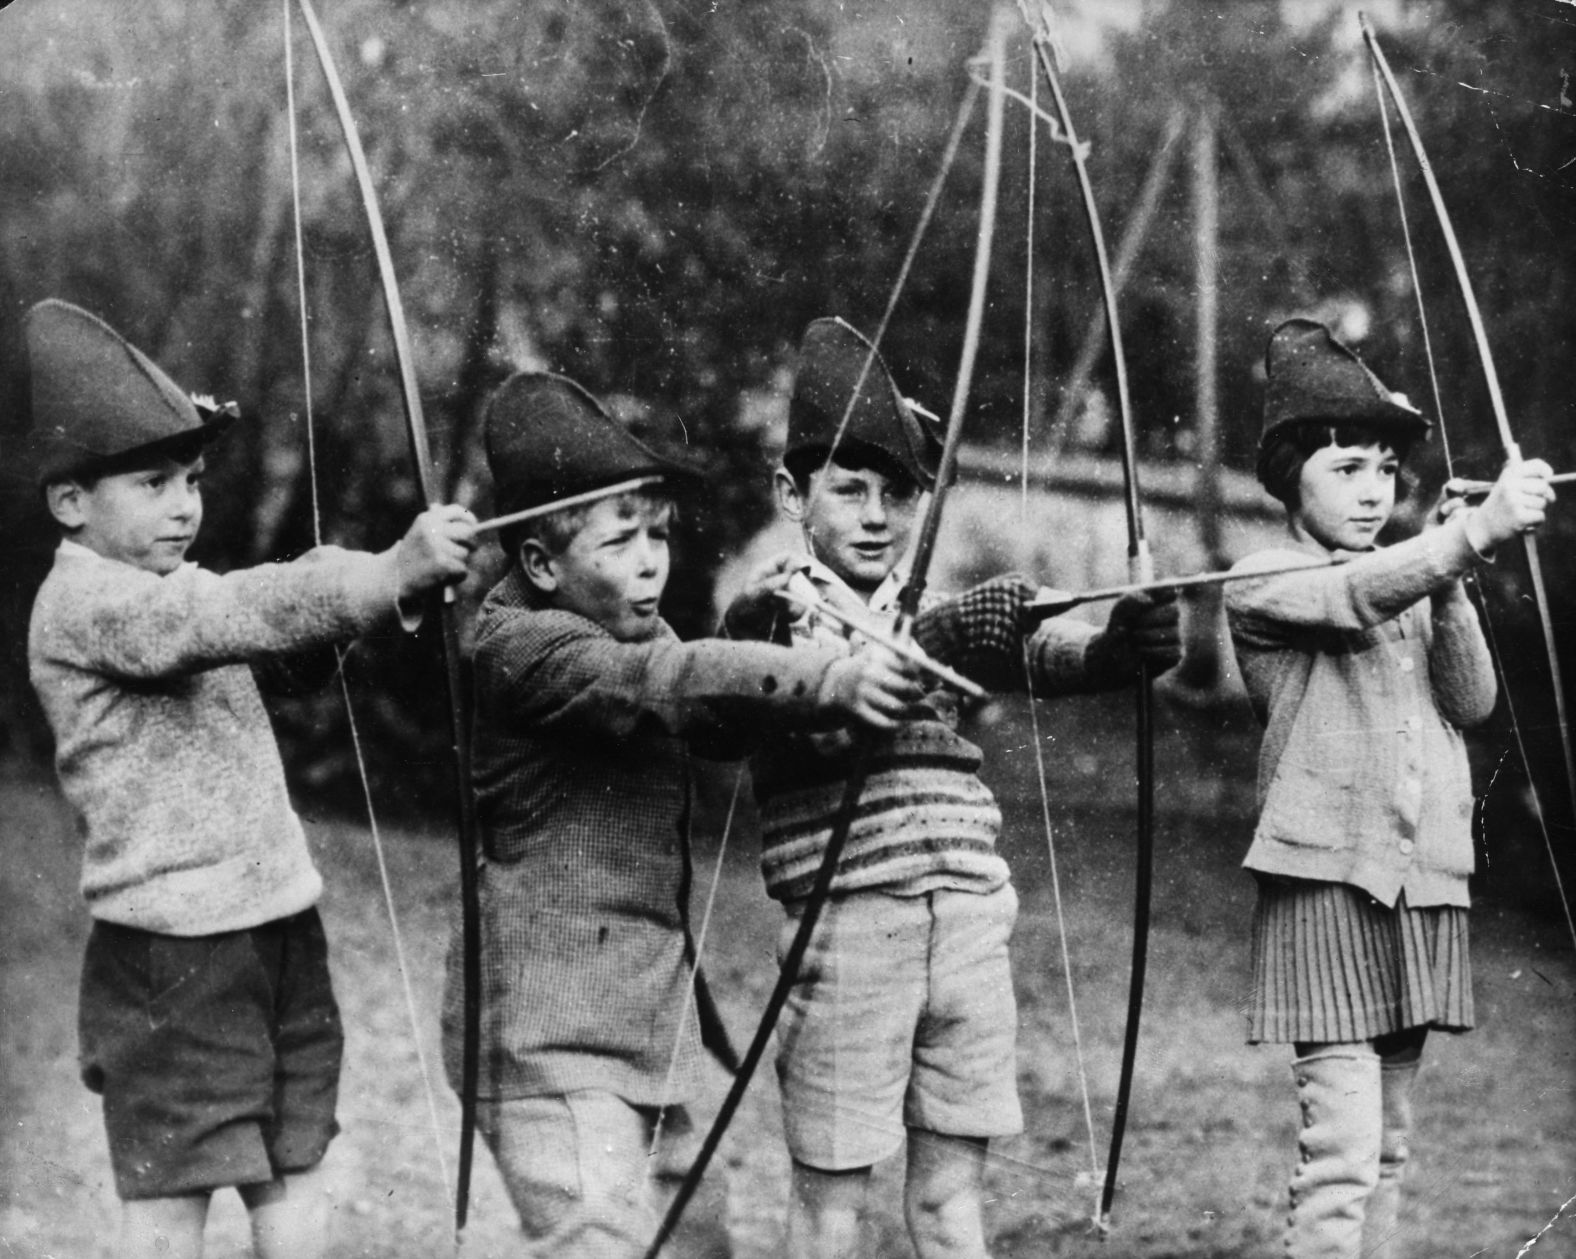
[
  {"xmin": 800, "ymin": 76, "xmax": 981, "ymax": 528},
  {"xmin": 285, "ymin": 0, "xmax": 456, "ymax": 1212},
  {"xmin": 638, "ymin": 26, "xmax": 986, "ymax": 1222},
  {"xmin": 637, "ymin": 23, "xmax": 1021, "ymax": 1253},
  {"xmin": 641, "ymin": 765, "xmax": 748, "ymax": 1194},
  {"xmin": 653, "ymin": 69, "xmax": 984, "ymax": 1140},
  {"xmin": 1024, "ymin": 654, "xmax": 1102, "ymax": 1179},
  {"xmin": 1018, "ymin": 44, "xmax": 1100, "ymax": 1187},
  {"xmin": 1021, "ymin": 53, "xmax": 1037, "ymax": 519},
  {"xmin": 1371, "ymin": 62, "xmax": 1576, "ymax": 951}
]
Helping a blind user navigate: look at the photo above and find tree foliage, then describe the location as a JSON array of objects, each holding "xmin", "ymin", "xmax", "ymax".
[{"xmin": 2, "ymin": 0, "xmax": 1572, "ymax": 811}]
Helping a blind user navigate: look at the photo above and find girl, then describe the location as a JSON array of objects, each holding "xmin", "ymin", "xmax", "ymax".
[{"xmin": 1224, "ymin": 318, "xmax": 1553, "ymax": 1259}]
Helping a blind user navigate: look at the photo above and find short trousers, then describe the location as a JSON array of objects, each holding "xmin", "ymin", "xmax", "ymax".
[
  {"xmin": 478, "ymin": 1091, "xmax": 691, "ymax": 1258},
  {"xmin": 774, "ymin": 883, "xmax": 1022, "ymax": 1171},
  {"xmin": 78, "ymin": 909, "xmax": 343, "ymax": 1200},
  {"xmin": 1248, "ymin": 877, "xmax": 1473, "ymax": 1044}
]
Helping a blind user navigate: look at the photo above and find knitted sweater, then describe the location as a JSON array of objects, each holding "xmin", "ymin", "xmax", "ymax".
[
  {"xmin": 746, "ymin": 567, "xmax": 1135, "ymax": 902},
  {"xmin": 1224, "ymin": 514, "xmax": 1497, "ymax": 907},
  {"xmin": 29, "ymin": 540, "xmax": 403, "ymax": 935}
]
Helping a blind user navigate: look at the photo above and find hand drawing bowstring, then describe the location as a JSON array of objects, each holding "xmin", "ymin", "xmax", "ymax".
[
  {"xmin": 284, "ymin": 0, "xmax": 484, "ymax": 1242},
  {"xmin": 1363, "ymin": 14, "xmax": 1576, "ymax": 953}
]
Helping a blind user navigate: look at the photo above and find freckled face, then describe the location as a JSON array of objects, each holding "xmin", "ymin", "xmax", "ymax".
[
  {"xmin": 544, "ymin": 495, "xmax": 672, "ymax": 641},
  {"xmin": 67, "ymin": 455, "xmax": 206, "ymax": 575},
  {"xmin": 1291, "ymin": 441, "xmax": 1398, "ymax": 553},
  {"xmin": 785, "ymin": 463, "xmax": 921, "ymax": 596}
]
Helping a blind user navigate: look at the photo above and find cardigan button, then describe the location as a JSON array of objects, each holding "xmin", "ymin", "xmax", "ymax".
[
  {"xmin": 1399, "ymin": 839, "xmax": 1415, "ymax": 855},
  {"xmin": 1399, "ymin": 656, "xmax": 1415, "ymax": 672}
]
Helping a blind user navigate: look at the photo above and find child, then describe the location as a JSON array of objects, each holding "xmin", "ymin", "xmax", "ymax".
[
  {"xmin": 23, "ymin": 299, "xmax": 478, "ymax": 1259},
  {"xmin": 1224, "ymin": 318, "xmax": 1554, "ymax": 1259},
  {"xmin": 723, "ymin": 317, "xmax": 1181, "ymax": 1259},
  {"xmin": 436, "ymin": 370, "xmax": 922, "ymax": 1258}
]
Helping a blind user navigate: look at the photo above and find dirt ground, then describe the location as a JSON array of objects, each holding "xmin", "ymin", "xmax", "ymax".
[{"xmin": 3, "ymin": 691, "xmax": 1573, "ymax": 1257}]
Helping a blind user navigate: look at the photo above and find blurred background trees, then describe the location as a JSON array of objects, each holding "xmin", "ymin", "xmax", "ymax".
[{"xmin": 2, "ymin": 0, "xmax": 1572, "ymax": 823}]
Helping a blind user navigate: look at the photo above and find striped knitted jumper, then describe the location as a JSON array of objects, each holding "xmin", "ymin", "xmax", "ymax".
[{"xmin": 750, "ymin": 565, "xmax": 1124, "ymax": 903}]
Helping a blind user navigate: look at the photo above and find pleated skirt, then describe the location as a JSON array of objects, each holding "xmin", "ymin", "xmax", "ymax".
[{"xmin": 1247, "ymin": 877, "xmax": 1473, "ymax": 1044}]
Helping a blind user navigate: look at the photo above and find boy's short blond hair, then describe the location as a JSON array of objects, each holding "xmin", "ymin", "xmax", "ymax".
[{"xmin": 506, "ymin": 489, "xmax": 676, "ymax": 563}]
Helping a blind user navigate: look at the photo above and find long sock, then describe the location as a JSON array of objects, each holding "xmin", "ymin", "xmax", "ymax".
[{"xmin": 1286, "ymin": 1046, "xmax": 1381, "ymax": 1259}]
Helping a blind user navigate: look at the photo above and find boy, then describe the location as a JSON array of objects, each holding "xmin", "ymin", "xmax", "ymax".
[
  {"xmin": 1225, "ymin": 319, "xmax": 1552, "ymax": 1258},
  {"xmin": 436, "ymin": 370, "xmax": 922, "ymax": 1258},
  {"xmin": 24, "ymin": 299, "xmax": 477, "ymax": 1259},
  {"xmin": 723, "ymin": 317, "xmax": 1181, "ymax": 1259}
]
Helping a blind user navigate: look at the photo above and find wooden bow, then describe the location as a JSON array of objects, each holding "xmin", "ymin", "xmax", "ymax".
[
  {"xmin": 1022, "ymin": 10, "xmax": 1155, "ymax": 1233},
  {"xmin": 637, "ymin": 10, "xmax": 1012, "ymax": 1254},
  {"xmin": 292, "ymin": 0, "xmax": 484, "ymax": 1232},
  {"xmin": 1362, "ymin": 14, "xmax": 1576, "ymax": 943}
]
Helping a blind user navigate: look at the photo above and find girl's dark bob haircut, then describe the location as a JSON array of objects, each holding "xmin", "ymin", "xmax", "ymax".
[{"xmin": 1256, "ymin": 421, "xmax": 1423, "ymax": 510}]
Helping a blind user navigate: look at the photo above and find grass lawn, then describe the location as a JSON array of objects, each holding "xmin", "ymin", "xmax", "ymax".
[{"xmin": 2, "ymin": 689, "xmax": 1573, "ymax": 1256}]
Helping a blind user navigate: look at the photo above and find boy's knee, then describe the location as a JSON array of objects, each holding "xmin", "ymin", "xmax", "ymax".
[
  {"xmin": 481, "ymin": 1093, "xmax": 654, "ymax": 1254},
  {"xmin": 787, "ymin": 1160, "xmax": 870, "ymax": 1258},
  {"xmin": 119, "ymin": 1195, "xmax": 210, "ymax": 1259},
  {"xmin": 905, "ymin": 1170, "xmax": 976, "ymax": 1225},
  {"xmin": 904, "ymin": 1189, "xmax": 986, "ymax": 1259},
  {"xmin": 903, "ymin": 1133, "xmax": 989, "ymax": 1258}
]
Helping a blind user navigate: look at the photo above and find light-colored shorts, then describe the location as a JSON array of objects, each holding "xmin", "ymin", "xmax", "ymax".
[
  {"xmin": 478, "ymin": 1091, "xmax": 691, "ymax": 1259},
  {"xmin": 774, "ymin": 883, "xmax": 1022, "ymax": 1170}
]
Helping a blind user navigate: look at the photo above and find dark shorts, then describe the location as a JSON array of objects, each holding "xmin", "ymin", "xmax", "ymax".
[{"xmin": 78, "ymin": 909, "xmax": 343, "ymax": 1200}]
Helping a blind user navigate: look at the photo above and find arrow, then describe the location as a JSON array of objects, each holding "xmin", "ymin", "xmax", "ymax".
[
  {"xmin": 471, "ymin": 475, "xmax": 668, "ymax": 536},
  {"xmin": 1444, "ymin": 471, "xmax": 1574, "ymax": 502},
  {"xmin": 772, "ymin": 587, "xmax": 988, "ymax": 700},
  {"xmin": 1024, "ymin": 556, "xmax": 1350, "ymax": 622}
]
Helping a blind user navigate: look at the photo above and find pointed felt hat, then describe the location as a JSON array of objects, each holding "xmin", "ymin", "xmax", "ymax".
[
  {"xmin": 483, "ymin": 371, "xmax": 699, "ymax": 517},
  {"xmin": 24, "ymin": 299, "xmax": 235, "ymax": 483},
  {"xmin": 786, "ymin": 317, "xmax": 943, "ymax": 490},
  {"xmin": 1260, "ymin": 318, "xmax": 1429, "ymax": 447}
]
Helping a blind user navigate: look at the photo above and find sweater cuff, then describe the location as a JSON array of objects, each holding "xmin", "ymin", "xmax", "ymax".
[
  {"xmin": 1431, "ymin": 580, "xmax": 1477, "ymax": 623},
  {"xmin": 1427, "ymin": 512, "xmax": 1490, "ymax": 574},
  {"xmin": 1027, "ymin": 618, "xmax": 1108, "ymax": 693},
  {"xmin": 337, "ymin": 548, "xmax": 412, "ymax": 632},
  {"xmin": 1441, "ymin": 506, "xmax": 1499, "ymax": 565}
]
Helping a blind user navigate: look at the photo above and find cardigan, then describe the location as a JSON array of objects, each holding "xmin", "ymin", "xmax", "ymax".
[
  {"xmin": 439, "ymin": 571, "xmax": 850, "ymax": 1105},
  {"xmin": 29, "ymin": 539, "xmax": 402, "ymax": 935},
  {"xmin": 1224, "ymin": 513, "xmax": 1497, "ymax": 908}
]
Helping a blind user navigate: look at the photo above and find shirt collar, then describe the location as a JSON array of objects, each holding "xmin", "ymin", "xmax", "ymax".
[{"xmin": 798, "ymin": 556, "xmax": 908, "ymax": 614}]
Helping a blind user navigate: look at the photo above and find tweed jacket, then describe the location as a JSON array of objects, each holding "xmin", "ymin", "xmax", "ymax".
[
  {"xmin": 440, "ymin": 571, "xmax": 850, "ymax": 1105},
  {"xmin": 29, "ymin": 539, "xmax": 402, "ymax": 934},
  {"xmin": 1225, "ymin": 513, "xmax": 1497, "ymax": 907}
]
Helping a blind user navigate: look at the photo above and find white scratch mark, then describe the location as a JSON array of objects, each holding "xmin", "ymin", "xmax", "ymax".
[
  {"xmin": 1513, "ymin": 1190, "xmax": 1576, "ymax": 1257},
  {"xmin": 595, "ymin": 0, "xmax": 672, "ymax": 172},
  {"xmin": 1481, "ymin": 103, "xmax": 1571, "ymax": 184},
  {"xmin": 1409, "ymin": 65, "xmax": 1572, "ymax": 115},
  {"xmin": 787, "ymin": 26, "xmax": 833, "ymax": 157}
]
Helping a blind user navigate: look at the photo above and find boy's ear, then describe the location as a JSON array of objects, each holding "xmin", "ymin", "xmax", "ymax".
[
  {"xmin": 44, "ymin": 480, "xmax": 87, "ymax": 529},
  {"xmin": 517, "ymin": 537, "xmax": 559, "ymax": 595},
  {"xmin": 774, "ymin": 467, "xmax": 806, "ymax": 524}
]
